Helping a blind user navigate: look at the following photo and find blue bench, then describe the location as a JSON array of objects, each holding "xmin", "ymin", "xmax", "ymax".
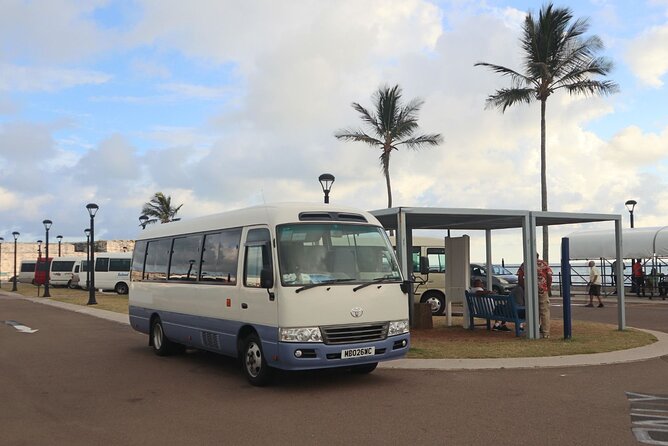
[{"xmin": 464, "ymin": 291, "xmax": 525, "ymax": 337}]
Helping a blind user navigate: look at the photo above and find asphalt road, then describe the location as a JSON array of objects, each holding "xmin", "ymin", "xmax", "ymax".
[{"xmin": 1, "ymin": 293, "xmax": 667, "ymax": 445}]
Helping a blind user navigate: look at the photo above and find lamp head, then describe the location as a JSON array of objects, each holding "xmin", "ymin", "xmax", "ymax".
[
  {"xmin": 12, "ymin": 231, "xmax": 19, "ymax": 240},
  {"xmin": 56, "ymin": 235, "xmax": 63, "ymax": 241},
  {"xmin": 43, "ymin": 219, "xmax": 53, "ymax": 230},
  {"xmin": 625, "ymin": 199, "xmax": 637, "ymax": 213},
  {"xmin": 139, "ymin": 215, "xmax": 149, "ymax": 227},
  {"xmin": 86, "ymin": 203, "xmax": 99, "ymax": 217},
  {"xmin": 318, "ymin": 173, "xmax": 335, "ymax": 193},
  {"xmin": 84, "ymin": 228, "xmax": 91, "ymax": 237}
]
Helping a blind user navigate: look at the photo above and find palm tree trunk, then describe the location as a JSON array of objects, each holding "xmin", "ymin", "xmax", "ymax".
[
  {"xmin": 383, "ymin": 151, "xmax": 393, "ymax": 208},
  {"xmin": 541, "ymin": 99, "xmax": 549, "ymax": 263}
]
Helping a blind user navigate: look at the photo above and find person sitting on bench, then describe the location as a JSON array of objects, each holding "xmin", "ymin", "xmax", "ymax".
[{"xmin": 471, "ymin": 279, "xmax": 511, "ymax": 332}]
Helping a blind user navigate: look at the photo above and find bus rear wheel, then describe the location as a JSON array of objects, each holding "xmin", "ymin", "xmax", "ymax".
[
  {"xmin": 151, "ymin": 318, "xmax": 178, "ymax": 356},
  {"xmin": 421, "ymin": 291, "xmax": 445, "ymax": 316},
  {"xmin": 241, "ymin": 333, "xmax": 273, "ymax": 386}
]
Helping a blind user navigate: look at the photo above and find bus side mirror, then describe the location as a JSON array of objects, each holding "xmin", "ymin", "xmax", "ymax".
[
  {"xmin": 420, "ymin": 256, "xmax": 430, "ymax": 275},
  {"xmin": 260, "ymin": 268, "xmax": 274, "ymax": 289}
]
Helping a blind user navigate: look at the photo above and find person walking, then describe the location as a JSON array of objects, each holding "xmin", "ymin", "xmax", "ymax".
[
  {"xmin": 611, "ymin": 260, "xmax": 624, "ymax": 294},
  {"xmin": 585, "ymin": 260, "xmax": 604, "ymax": 308},
  {"xmin": 517, "ymin": 253, "xmax": 553, "ymax": 339},
  {"xmin": 632, "ymin": 259, "xmax": 645, "ymax": 297}
]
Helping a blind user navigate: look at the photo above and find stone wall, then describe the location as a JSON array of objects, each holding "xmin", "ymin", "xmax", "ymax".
[{"xmin": 0, "ymin": 240, "xmax": 135, "ymax": 282}]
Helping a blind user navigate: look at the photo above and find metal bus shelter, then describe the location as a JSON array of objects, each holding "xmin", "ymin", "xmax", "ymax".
[{"xmin": 370, "ymin": 207, "xmax": 625, "ymax": 340}]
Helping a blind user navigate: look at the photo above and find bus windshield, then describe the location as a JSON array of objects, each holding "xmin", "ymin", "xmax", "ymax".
[{"xmin": 277, "ymin": 224, "xmax": 401, "ymax": 286}]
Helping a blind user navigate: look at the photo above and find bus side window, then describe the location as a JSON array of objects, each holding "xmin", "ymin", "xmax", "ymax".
[
  {"xmin": 244, "ymin": 228, "xmax": 272, "ymax": 288},
  {"xmin": 95, "ymin": 257, "xmax": 110, "ymax": 272}
]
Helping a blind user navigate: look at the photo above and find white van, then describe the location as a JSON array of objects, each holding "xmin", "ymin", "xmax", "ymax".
[
  {"xmin": 49, "ymin": 256, "xmax": 85, "ymax": 287},
  {"xmin": 17, "ymin": 260, "xmax": 36, "ymax": 284},
  {"xmin": 92, "ymin": 252, "xmax": 131, "ymax": 294},
  {"xmin": 129, "ymin": 203, "xmax": 410, "ymax": 386}
]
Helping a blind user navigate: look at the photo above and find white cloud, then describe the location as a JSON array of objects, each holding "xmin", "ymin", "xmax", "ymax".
[
  {"xmin": 1, "ymin": 1, "xmax": 666, "ymax": 264},
  {"xmin": 625, "ymin": 23, "xmax": 668, "ymax": 87},
  {"xmin": 0, "ymin": 64, "xmax": 111, "ymax": 92},
  {"xmin": 0, "ymin": 0, "xmax": 114, "ymax": 63}
]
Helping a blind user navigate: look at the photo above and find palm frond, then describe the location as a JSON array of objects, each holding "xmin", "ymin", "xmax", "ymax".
[
  {"xmin": 474, "ymin": 62, "xmax": 533, "ymax": 87},
  {"xmin": 396, "ymin": 133, "xmax": 444, "ymax": 150},
  {"xmin": 484, "ymin": 88, "xmax": 535, "ymax": 111},
  {"xmin": 334, "ymin": 129, "xmax": 383, "ymax": 147},
  {"xmin": 562, "ymin": 79, "xmax": 619, "ymax": 96},
  {"xmin": 351, "ymin": 102, "xmax": 380, "ymax": 135}
]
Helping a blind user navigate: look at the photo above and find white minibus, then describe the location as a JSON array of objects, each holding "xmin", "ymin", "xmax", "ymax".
[
  {"xmin": 390, "ymin": 236, "xmax": 447, "ymax": 315},
  {"xmin": 129, "ymin": 203, "xmax": 410, "ymax": 386},
  {"xmin": 93, "ymin": 252, "xmax": 131, "ymax": 294},
  {"xmin": 49, "ymin": 256, "xmax": 85, "ymax": 287},
  {"xmin": 17, "ymin": 260, "xmax": 36, "ymax": 283}
]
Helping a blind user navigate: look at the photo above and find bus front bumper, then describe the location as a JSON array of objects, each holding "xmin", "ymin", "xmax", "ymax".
[{"xmin": 271, "ymin": 333, "xmax": 410, "ymax": 371}]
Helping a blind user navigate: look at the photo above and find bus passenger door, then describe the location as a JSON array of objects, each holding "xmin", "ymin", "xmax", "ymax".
[{"xmin": 240, "ymin": 227, "xmax": 278, "ymax": 330}]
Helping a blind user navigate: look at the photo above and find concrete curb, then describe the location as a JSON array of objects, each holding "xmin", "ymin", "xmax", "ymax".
[
  {"xmin": 18, "ymin": 294, "xmax": 130, "ymax": 326},
  {"xmin": 5, "ymin": 291, "xmax": 668, "ymax": 370},
  {"xmin": 379, "ymin": 328, "xmax": 668, "ymax": 370}
]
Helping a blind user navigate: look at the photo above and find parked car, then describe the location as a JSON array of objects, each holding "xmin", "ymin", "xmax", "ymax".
[{"xmin": 470, "ymin": 263, "xmax": 518, "ymax": 294}]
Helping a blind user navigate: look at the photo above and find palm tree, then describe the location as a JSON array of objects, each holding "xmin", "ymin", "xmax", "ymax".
[
  {"xmin": 475, "ymin": 3, "xmax": 618, "ymax": 262},
  {"xmin": 141, "ymin": 192, "xmax": 183, "ymax": 225},
  {"xmin": 335, "ymin": 84, "xmax": 443, "ymax": 208}
]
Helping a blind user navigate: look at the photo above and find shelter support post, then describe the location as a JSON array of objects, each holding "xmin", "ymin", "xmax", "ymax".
[
  {"xmin": 615, "ymin": 218, "xmax": 625, "ymax": 330},
  {"xmin": 485, "ymin": 229, "xmax": 492, "ymax": 291},
  {"xmin": 395, "ymin": 210, "xmax": 414, "ymax": 326},
  {"xmin": 561, "ymin": 237, "xmax": 572, "ymax": 339},
  {"xmin": 522, "ymin": 214, "xmax": 539, "ymax": 339}
]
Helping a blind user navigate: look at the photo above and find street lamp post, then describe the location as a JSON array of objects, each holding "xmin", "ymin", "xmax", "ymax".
[
  {"xmin": 625, "ymin": 200, "xmax": 637, "ymax": 228},
  {"xmin": 12, "ymin": 232, "xmax": 19, "ymax": 292},
  {"xmin": 0, "ymin": 237, "xmax": 3, "ymax": 289},
  {"xmin": 86, "ymin": 203, "xmax": 99, "ymax": 305},
  {"xmin": 318, "ymin": 173, "xmax": 335, "ymax": 204},
  {"xmin": 84, "ymin": 228, "xmax": 90, "ymax": 291},
  {"xmin": 37, "ymin": 240, "xmax": 42, "ymax": 259},
  {"xmin": 43, "ymin": 220, "xmax": 52, "ymax": 297},
  {"xmin": 139, "ymin": 215, "xmax": 149, "ymax": 229},
  {"xmin": 56, "ymin": 235, "xmax": 63, "ymax": 257}
]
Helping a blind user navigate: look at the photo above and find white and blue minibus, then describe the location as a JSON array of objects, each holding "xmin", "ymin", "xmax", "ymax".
[{"xmin": 129, "ymin": 203, "xmax": 410, "ymax": 385}]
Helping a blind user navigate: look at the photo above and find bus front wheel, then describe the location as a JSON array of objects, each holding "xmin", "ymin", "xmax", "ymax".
[{"xmin": 241, "ymin": 333, "xmax": 273, "ymax": 386}]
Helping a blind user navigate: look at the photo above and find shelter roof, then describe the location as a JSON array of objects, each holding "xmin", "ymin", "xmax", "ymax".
[
  {"xmin": 568, "ymin": 226, "xmax": 668, "ymax": 259},
  {"xmin": 370, "ymin": 207, "xmax": 619, "ymax": 231}
]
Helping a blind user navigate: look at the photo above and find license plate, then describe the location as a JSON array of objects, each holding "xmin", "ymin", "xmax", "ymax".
[{"xmin": 341, "ymin": 346, "xmax": 375, "ymax": 359}]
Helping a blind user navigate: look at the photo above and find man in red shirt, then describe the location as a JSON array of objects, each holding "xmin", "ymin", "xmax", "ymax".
[{"xmin": 517, "ymin": 253, "xmax": 553, "ymax": 339}]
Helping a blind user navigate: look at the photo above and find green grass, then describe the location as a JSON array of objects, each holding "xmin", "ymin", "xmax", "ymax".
[
  {"xmin": 10, "ymin": 282, "xmax": 129, "ymax": 314},
  {"xmin": 409, "ymin": 316, "xmax": 657, "ymax": 359},
  {"xmin": 9, "ymin": 284, "xmax": 658, "ymax": 359}
]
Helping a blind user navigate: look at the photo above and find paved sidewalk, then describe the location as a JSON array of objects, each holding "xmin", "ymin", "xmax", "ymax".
[{"xmin": 5, "ymin": 291, "xmax": 668, "ymax": 371}]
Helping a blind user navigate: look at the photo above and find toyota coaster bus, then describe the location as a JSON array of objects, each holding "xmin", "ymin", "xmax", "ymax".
[{"xmin": 129, "ymin": 203, "xmax": 410, "ymax": 386}]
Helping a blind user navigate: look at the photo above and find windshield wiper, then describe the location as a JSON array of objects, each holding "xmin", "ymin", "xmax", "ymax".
[
  {"xmin": 295, "ymin": 278, "xmax": 355, "ymax": 293},
  {"xmin": 353, "ymin": 276, "xmax": 400, "ymax": 292}
]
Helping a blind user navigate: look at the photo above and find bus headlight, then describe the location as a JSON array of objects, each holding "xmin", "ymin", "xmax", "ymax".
[
  {"xmin": 388, "ymin": 319, "xmax": 409, "ymax": 336},
  {"xmin": 280, "ymin": 327, "xmax": 323, "ymax": 343}
]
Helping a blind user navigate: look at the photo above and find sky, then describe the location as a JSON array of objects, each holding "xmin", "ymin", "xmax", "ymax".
[{"xmin": 1, "ymin": 0, "xmax": 668, "ymax": 263}]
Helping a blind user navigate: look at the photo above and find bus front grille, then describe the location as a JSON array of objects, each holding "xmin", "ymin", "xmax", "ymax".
[{"xmin": 321, "ymin": 323, "xmax": 388, "ymax": 345}]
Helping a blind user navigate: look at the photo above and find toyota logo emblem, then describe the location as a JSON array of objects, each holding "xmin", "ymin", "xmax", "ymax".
[{"xmin": 350, "ymin": 307, "xmax": 363, "ymax": 318}]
